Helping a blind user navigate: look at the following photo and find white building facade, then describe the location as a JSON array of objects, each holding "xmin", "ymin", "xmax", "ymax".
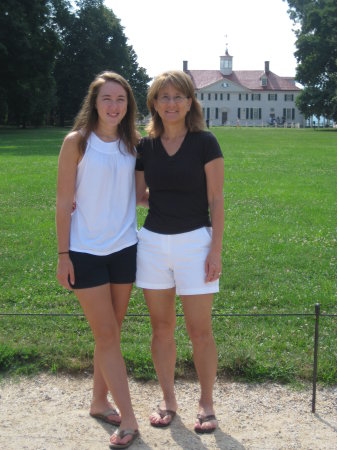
[{"xmin": 184, "ymin": 51, "xmax": 304, "ymax": 127}]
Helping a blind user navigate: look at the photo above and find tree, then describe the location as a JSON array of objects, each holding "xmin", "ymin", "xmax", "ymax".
[
  {"xmin": 54, "ymin": 0, "xmax": 150, "ymax": 125},
  {"xmin": 0, "ymin": 0, "xmax": 150, "ymax": 126},
  {"xmin": 123, "ymin": 47, "xmax": 151, "ymax": 117},
  {"xmin": 0, "ymin": 0, "xmax": 60, "ymax": 126},
  {"xmin": 285, "ymin": 0, "xmax": 337, "ymax": 121}
]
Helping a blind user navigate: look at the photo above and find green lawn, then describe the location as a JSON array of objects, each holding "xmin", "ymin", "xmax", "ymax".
[{"xmin": 0, "ymin": 127, "xmax": 336, "ymax": 384}]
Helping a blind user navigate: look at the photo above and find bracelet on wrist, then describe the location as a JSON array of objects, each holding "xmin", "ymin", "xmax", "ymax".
[{"xmin": 58, "ymin": 251, "xmax": 69, "ymax": 255}]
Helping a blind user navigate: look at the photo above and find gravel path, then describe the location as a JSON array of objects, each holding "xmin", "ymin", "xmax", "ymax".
[{"xmin": 0, "ymin": 374, "xmax": 336, "ymax": 449}]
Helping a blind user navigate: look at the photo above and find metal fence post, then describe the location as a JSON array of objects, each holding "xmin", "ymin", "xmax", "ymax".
[{"xmin": 312, "ymin": 303, "xmax": 320, "ymax": 413}]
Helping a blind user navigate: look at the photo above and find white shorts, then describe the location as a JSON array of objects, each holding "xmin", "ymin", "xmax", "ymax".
[{"xmin": 136, "ymin": 227, "xmax": 219, "ymax": 295}]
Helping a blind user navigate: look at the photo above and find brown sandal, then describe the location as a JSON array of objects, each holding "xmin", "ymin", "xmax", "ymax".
[
  {"xmin": 109, "ymin": 429, "xmax": 139, "ymax": 449},
  {"xmin": 150, "ymin": 408, "xmax": 176, "ymax": 428},
  {"xmin": 194, "ymin": 414, "xmax": 217, "ymax": 434},
  {"xmin": 90, "ymin": 408, "xmax": 121, "ymax": 426}
]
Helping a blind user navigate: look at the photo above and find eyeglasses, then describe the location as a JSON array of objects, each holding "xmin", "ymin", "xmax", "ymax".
[{"xmin": 157, "ymin": 95, "xmax": 188, "ymax": 104}]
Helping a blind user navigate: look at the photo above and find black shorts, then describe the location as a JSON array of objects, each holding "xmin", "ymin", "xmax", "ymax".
[{"xmin": 69, "ymin": 244, "xmax": 137, "ymax": 289}]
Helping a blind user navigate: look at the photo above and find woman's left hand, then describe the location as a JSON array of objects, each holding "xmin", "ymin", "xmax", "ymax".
[
  {"xmin": 205, "ymin": 249, "xmax": 222, "ymax": 282},
  {"xmin": 204, "ymin": 157, "xmax": 224, "ymax": 283}
]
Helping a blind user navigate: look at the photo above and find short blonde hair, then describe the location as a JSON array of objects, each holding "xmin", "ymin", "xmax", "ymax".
[{"xmin": 146, "ymin": 70, "xmax": 205, "ymax": 138}]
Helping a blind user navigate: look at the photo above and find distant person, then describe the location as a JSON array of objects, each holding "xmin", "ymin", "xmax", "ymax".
[
  {"xmin": 56, "ymin": 71, "xmax": 139, "ymax": 449},
  {"xmin": 135, "ymin": 70, "xmax": 224, "ymax": 433},
  {"xmin": 206, "ymin": 118, "xmax": 210, "ymax": 128}
]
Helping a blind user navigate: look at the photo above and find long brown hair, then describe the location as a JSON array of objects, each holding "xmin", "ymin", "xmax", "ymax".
[
  {"xmin": 146, "ymin": 70, "xmax": 205, "ymax": 138},
  {"xmin": 72, "ymin": 71, "xmax": 138, "ymax": 154}
]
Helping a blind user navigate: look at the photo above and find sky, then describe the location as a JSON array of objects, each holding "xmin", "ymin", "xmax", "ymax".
[{"xmin": 105, "ymin": 0, "xmax": 299, "ymax": 79}]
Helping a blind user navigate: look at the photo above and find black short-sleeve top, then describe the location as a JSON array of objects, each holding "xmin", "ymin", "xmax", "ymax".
[{"xmin": 136, "ymin": 130, "xmax": 223, "ymax": 234}]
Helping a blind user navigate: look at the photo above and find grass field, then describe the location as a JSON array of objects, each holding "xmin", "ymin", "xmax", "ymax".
[{"xmin": 0, "ymin": 127, "xmax": 336, "ymax": 384}]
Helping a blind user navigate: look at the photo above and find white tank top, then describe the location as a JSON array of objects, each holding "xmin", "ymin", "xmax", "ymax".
[{"xmin": 69, "ymin": 132, "xmax": 137, "ymax": 255}]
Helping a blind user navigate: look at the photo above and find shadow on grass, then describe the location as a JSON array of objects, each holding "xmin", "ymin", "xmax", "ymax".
[{"xmin": 0, "ymin": 127, "xmax": 67, "ymax": 156}]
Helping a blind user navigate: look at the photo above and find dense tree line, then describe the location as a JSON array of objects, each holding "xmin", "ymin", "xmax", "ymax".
[
  {"xmin": 0, "ymin": 0, "xmax": 151, "ymax": 127},
  {"xmin": 285, "ymin": 0, "xmax": 337, "ymax": 121}
]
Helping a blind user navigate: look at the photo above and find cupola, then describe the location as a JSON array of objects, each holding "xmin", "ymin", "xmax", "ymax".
[
  {"xmin": 260, "ymin": 61, "xmax": 270, "ymax": 87},
  {"xmin": 220, "ymin": 47, "xmax": 233, "ymax": 76}
]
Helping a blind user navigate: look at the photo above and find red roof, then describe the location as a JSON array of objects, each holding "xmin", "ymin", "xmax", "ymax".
[{"xmin": 187, "ymin": 70, "xmax": 300, "ymax": 91}]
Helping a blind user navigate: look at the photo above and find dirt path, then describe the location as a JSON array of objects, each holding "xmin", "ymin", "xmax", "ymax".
[{"xmin": 0, "ymin": 374, "xmax": 336, "ymax": 449}]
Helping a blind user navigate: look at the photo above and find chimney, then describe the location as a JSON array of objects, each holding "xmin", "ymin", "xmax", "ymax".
[
  {"xmin": 183, "ymin": 60, "xmax": 188, "ymax": 72},
  {"xmin": 265, "ymin": 61, "xmax": 270, "ymax": 74}
]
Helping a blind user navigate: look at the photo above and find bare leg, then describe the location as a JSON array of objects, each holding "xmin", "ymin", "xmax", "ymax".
[
  {"xmin": 181, "ymin": 294, "xmax": 218, "ymax": 432},
  {"xmin": 90, "ymin": 284, "xmax": 132, "ymax": 423},
  {"xmin": 75, "ymin": 284, "xmax": 137, "ymax": 446},
  {"xmin": 144, "ymin": 288, "xmax": 178, "ymax": 426}
]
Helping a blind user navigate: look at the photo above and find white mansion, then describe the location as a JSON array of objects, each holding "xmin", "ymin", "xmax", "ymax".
[{"xmin": 183, "ymin": 50, "xmax": 304, "ymax": 127}]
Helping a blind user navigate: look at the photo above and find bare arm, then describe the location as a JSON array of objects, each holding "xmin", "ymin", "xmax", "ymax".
[
  {"xmin": 135, "ymin": 170, "xmax": 149, "ymax": 208},
  {"xmin": 55, "ymin": 131, "xmax": 81, "ymax": 289},
  {"xmin": 204, "ymin": 157, "xmax": 225, "ymax": 282}
]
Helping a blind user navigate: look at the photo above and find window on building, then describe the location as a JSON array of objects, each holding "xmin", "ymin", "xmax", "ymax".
[
  {"xmin": 250, "ymin": 108, "xmax": 262, "ymax": 120},
  {"xmin": 251, "ymin": 93, "xmax": 261, "ymax": 101},
  {"xmin": 239, "ymin": 94, "xmax": 241, "ymax": 100},
  {"xmin": 227, "ymin": 93, "xmax": 230, "ymax": 100},
  {"xmin": 284, "ymin": 94, "xmax": 294, "ymax": 101},
  {"xmin": 239, "ymin": 108, "xmax": 249, "ymax": 119},
  {"xmin": 220, "ymin": 93, "xmax": 223, "ymax": 101},
  {"xmin": 208, "ymin": 93, "xmax": 211, "ymax": 100},
  {"xmin": 268, "ymin": 94, "xmax": 277, "ymax": 101},
  {"xmin": 246, "ymin": 94, "xmax": 249, "ymax": 101},
  {"xmin": 201, "ymin": 93, "xmax": 204, "ymax": 100},
  {"xmin": 207, "ymin": 107, "xmax": 210, "ymax": 119},
  {"xmin": 215, "ymin": 108, "xmax": 218, "ymax": 119},
  {"xmin": 283, "ymin": 108, "xmax": 295, "ymax": 121},
  {"xmin": 215, "ymin": 93, "xmax": 218, "ymax": 101}
]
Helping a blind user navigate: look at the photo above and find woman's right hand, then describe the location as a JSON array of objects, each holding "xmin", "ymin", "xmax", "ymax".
[{"xmin": 57, "ymin": 254, "xmax": 75, "ymax": 290}]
